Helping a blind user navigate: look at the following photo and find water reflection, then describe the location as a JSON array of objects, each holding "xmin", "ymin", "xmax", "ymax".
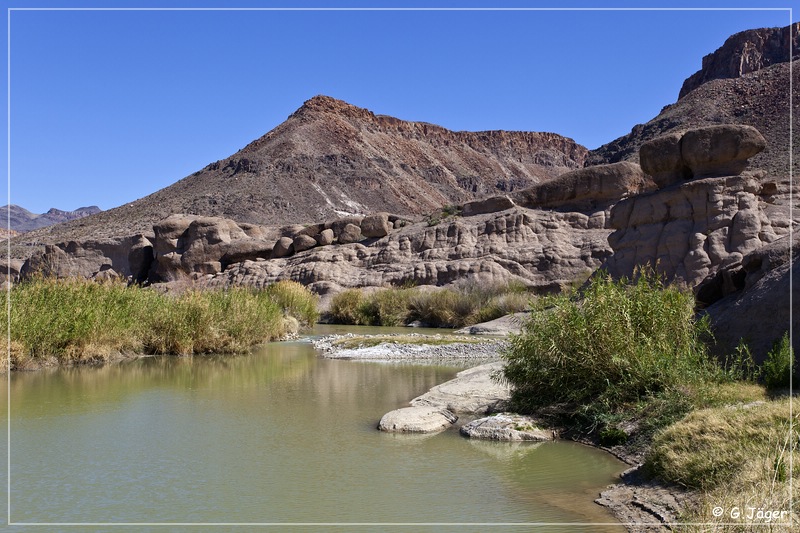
[{"xmin": 5, "ymin": 331, "xmax": 625, "ymax": 529}]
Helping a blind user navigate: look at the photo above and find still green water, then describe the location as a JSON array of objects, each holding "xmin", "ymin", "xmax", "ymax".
[{"xmin": 5, "ymin": 326, "xmax": 625, "ymax": 531}]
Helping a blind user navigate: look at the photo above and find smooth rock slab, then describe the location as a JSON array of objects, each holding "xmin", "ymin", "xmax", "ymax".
[
  {"xmin": 460, "ymin": 413, "xmax": 553, "ymax": 441},
  {"xmin": 410, "ymin": 362, "xmax": 511, "ymax": 414},
  {"xmin": 378, "ymin": 406, "xmax": 458, "ymax": 433}
]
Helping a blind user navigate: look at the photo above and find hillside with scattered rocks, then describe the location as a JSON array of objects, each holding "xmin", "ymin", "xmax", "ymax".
[{"xmin": 12, "ymin": 95, "xmax": 586, "ymax": 254}]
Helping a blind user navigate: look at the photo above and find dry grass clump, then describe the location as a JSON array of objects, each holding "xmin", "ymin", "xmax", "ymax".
[
  {"xmin": 646, "ymin": 398, "xmax": 798, "ymax": 531},
  {"xmin": 2, "ymin": 276, "xmax": 319, "ymax": 369}
]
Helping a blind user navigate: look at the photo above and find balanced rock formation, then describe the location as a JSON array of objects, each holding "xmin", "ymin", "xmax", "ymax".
[{"xmin": 602, "ymin": 125, "xmax": 782, "ymax": 288}]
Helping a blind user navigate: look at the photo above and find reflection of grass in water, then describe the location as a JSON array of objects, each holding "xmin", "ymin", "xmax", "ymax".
[
  {"xmin": 8, "ymin": 342, "xmax": 316, "ymax": 418},
  {"xmin": 330, "ymin": 334, "xmax": 489, "ymax": 350}
]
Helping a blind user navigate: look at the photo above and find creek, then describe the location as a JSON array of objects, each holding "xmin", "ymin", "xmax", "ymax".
[{"xmin": 5, "ymin": 326, "xmax": 625, "ymax": 531}]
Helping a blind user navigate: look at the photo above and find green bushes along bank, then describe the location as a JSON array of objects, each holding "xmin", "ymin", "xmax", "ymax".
[
  {"xmin": 502, "ymin": 269, "xmax": 797, "ymax": 528},
  {"xmin": 3, "ymin": 277, "xmax": 319, "ymax": 369}
]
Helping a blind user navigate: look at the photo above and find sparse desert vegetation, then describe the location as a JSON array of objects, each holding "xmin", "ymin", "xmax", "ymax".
[{"xmin": 327, "ymin": 281, "xmax": 531, "ymax": 328}]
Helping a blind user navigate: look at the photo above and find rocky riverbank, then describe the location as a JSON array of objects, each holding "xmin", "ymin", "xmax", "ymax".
[{"xmin": 313, "ymin": 331, "xmax": 688, "ymax": 532}]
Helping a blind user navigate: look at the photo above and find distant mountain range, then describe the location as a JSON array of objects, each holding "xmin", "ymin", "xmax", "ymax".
[{"xmin": 2, "ymin": 204, "xmax": 102, "ymax": 233}]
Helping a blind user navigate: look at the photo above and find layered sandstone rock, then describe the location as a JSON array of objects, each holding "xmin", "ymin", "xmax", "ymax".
[{"xmin": 601, "ymin": 125, "xmax": 780, "ymax": 287}]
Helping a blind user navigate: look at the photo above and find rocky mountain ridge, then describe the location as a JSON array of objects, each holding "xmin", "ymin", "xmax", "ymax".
[
  {"xmin": 12, "ymin": 95, "xmax": 586, "ymax": 253},
  {"xmin": 679, "ymin": 23, "xmax": 799, "ymax": 99},
  {"xmin": 589, "ymin": 24, "xmax": 797, "ymax": 183}
]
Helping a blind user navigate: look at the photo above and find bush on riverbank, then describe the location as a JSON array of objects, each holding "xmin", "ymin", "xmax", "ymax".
[
  {"xmin": 3, "ymin": 277, "xmax": 318, "ymax": 369},
  {"xmin": 503, "ymin": 269, "xmax": 719, "ymax": 412},
  {"xmin": 327, "ymin": 282, "xmax": 530, "ymax": 328}
]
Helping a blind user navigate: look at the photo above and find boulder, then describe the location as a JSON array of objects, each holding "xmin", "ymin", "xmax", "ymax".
[
  {"xmin": 360, "ymin": 212, "xmax": 391, "ymax": 238},
  {"xmin": 316, "ymin": 228, "xmax": 334, "ymax": 246},
  {"xmin": 299, "ymin": 223, "xmax": 324, "ymax": 239},
  {"xmin": 327, "ymin": 216, "xmax": 364, "ymax": 236},
  {"xmin": 377, "ymin": 406, "xmax": 458, "ymax": 433},
  {"xmin": 638, "ymin": 132, "xmax": 692, "ymax": 189},
  {"xmin": 219, "ymin": 238, "xmax": 274, "ymax": 266},
  {"xmin": 410, "ymin": 362, "xmax": 510, "ymax": 414},
  {"xmin": 0, "ymin": 258, "xmax": 24, "ymax": 283},
  {"xmin": 150, "ymin": 215, "xmax": 251, "ymax": 281},
  {"xmin": 127, "ymin": 235, "xmax": 154, "ymax": 283},
  {"xmin": 337, "ymin": 223, "xmax": 362, "ymax": 244},
  {"xmin": 512, "ymin": 161, "xmax": 654, "ymax": 211},
  {"xmin": 293, "ymin": 234, "xmax": 317, "ymax": 253},
  {"xmin": 680, "ymin": 125, "xmax": 766, "ymax": 178},
  {"xmin": 462, "ymin": 196, "xmax": 516, "ymax": 217},
  {"xmin": 272, "ymin": 237, "xmax": 294, "ymax": 258},
  {"xmin": 460, "ymin": 414, "xmax": 553, "ymax": 441}
]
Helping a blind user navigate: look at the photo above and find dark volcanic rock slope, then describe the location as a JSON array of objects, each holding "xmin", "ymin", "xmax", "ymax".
[
  {"xmin": 589, "ymin": 23, "xmax": 798, "ymax": 182},
  {"xmin": 15, "ymin": 96, "xmax": 586, "ymax": 250}
]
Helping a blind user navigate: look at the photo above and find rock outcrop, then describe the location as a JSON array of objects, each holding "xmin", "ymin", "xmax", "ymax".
[
  {"xmin": 602, "ymin": 125, "xmax": 783, "ymax": 288},
  {"xmin": 702, "ymin": 236, "xmax": 799, "ymax": 361},
  {"xmin": 377, "ymin": 406, "xmax": 458, "ymax": 433},
  {"xmin": 512, "ymin": 161, "xmax": 655, "ymax": 211},
  {"xmin": 20, "ymin": 236, "xmax": 152, "ymax": 281},
  {"xmin": 679, "ymin": 23, "xmax": 800, "ymax": 99},
  {"xmin": 410, "ymin": 362, "xmax": 510, "ymax": 415},
  {"xmin": 460, "ymin": 413, "xmax": 553, "ymax": 441}
]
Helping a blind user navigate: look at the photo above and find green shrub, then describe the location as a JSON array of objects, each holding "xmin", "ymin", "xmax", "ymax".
[
  {"xmin": 328, "ymin": 289, "xmax": 367, "ymax": 325},
  {"xmin": 328, "ymin": 282, "xmax": 531, "ymax": 328},
  {"xmin": 723, "ymin": 339, "xmax": 760, "ymax": 382},
  {"xmin": 762, "ymin": 332, "xmax": 793, "ymax": 390},
  {"xmin": 502, "ymin": 269, "xmax": 718, "ymax": 417}
]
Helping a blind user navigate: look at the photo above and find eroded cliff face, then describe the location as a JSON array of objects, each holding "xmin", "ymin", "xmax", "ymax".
[
  {"xmin": 601, "ymin": 124, "xmax": 788, "ymax": 288},
  {"xmin": 679, "ymin": 23, "xmax": 799, "ymax": 99},
  {"xmin": 202, "ymin": 208, "xmax": 612, "ymax": 295},
  {"xmin": 598, "ymin": 124, "xmax": 796, "ymax": 360},
  {"xmin": 17, "ymin": 161, "xmax": 652, "ymax": 296}
]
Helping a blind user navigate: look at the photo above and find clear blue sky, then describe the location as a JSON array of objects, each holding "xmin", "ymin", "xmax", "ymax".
[{"xmin": 3, "ymin": 1, "xmax": 795, "ymax": 213}]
